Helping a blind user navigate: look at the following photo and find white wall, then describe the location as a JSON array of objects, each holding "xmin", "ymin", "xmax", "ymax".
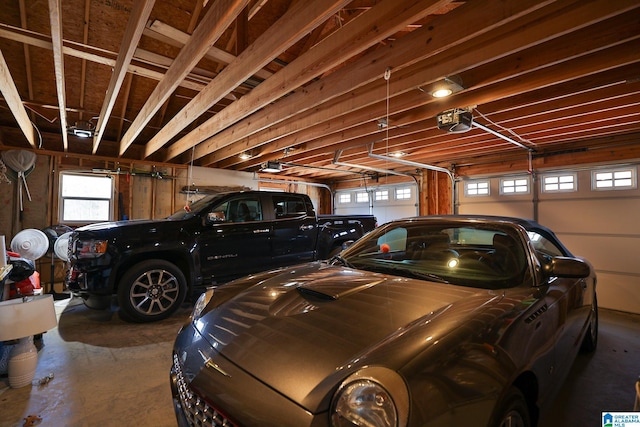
[{"xmin": 458, "ymin": 164, "xmax": 640, "ymax": 314}]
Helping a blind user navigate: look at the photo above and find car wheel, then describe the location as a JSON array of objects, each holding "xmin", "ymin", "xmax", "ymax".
[
  {"xmin": 580, "ymin": 296, "xmax": 598, "ymax": 353},
  {"xmin": 117, "ymin": 260, "xmax": 187, "ymax": 322},
  {"xmin": 493, "ymin": 387, "xmax": 531, "ymax": 427}
]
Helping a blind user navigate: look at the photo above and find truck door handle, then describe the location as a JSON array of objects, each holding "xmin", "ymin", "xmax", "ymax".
[
  {"xmin": 299, "ymin": 224, "xmax": 315, "ymax": 231},
  {"xmin": 253, "ymin": 228, "xmax": 270, "ymax": 234}
]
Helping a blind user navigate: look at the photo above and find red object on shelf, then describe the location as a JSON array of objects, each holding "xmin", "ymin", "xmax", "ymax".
[{"xmin": 9, "ymin": 272, "xmax": 41, "ymax": 299}]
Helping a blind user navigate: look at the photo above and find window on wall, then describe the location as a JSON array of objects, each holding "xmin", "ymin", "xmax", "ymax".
[
  {"xmin": 395, "ymin": 187, "xmax": 412, "ymax": 200},
  {"xmin": 374, "ymin": 190, "xmax": 389, "ymax": 201},
  {"xmin": 542, "ymin": 173, "xmax": 577, "ymax": 192},
  {"xmin": 60, "ymin": 173, "xmax": 114, "ymax": 223},
  {"xmin": 465, "ymin": 180, "xmax": 490, "ymax": 196},
  {"xmin": 500, "ymin": 177, "xmax": 529, "ymax": 195},
  {"xmin": 338, "ymin": 193, "xmax": 351, "ymax": 204},
  {"xmin": 356, "ymin": 192, "xmax": 369, "ymax": 203},
  {"xmin": 592, "ymin": 167, "xmax": 636, "ymax": 190}
]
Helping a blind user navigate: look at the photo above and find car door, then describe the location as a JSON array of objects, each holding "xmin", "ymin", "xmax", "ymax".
[
  {"xmin": 270, "ymin": 193, "xmax": 318, "ymax": 267},
  {"xmin": 198, "ymin": 195, "xmax": 271, "ymax": 284},
  {"xmin": 529, "ymin": 231, "xmax": 589, "ymax": 388}
]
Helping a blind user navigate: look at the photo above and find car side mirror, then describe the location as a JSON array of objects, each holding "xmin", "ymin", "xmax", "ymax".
[
  {"xmin": 207, "ymin": 211, "xmax": 226, "ymax": 223},
  {"xmin": 542, "ymin": 256, "xmax": 590, "ymax": 278}
]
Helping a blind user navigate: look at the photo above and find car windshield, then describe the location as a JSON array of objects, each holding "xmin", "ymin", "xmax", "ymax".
[
  {"xmin": 166, "ymin": 194, "xmax": 222, "ymax": 220},
  {"xmin": 340, "ymin": 221, "xmax": 531, "ymax": 290}
]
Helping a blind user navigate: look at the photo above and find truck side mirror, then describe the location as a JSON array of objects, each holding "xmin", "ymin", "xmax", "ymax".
[{"xmin": 207, "ymin": 211, "xmax": 226, "ymax": 223}]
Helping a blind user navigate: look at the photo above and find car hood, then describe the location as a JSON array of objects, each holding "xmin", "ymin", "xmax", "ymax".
[{"xmin": 197, "ymin": 263, "xmax": 503, "ymax": 410}]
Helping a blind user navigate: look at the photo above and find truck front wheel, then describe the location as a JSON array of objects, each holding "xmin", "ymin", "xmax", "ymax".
[{"xmin": 117, "ymin": 260, "xmax": 187, "ymax": 322}]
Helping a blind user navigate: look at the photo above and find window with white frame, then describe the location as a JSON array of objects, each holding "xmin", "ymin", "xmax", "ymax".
[
  {"xmin": 592, "ymin": 167, "xmax": 636, "ymax": 190},
  {"xmin": 465, "ymin": 180, "xmax": 490, "ymax": 196},
  {"xmin": 355, "ymin": 192, "xmax": 369, "ymax": 203},
  {"xmin": 374, "ymin": 189, "xmax": 389, "ymax": 201},
  {"xmin": 60, "ymin": 173, "xmax": 114, "ymax": 223},
  {"xmin": 338, "ymin": 193, "xmax": 351, "ymax": 204},
  {"xmin": 395, "ymin": 187, "xmax": 412, "ymax": 200},
  {"xmin": 542, "ymin": 173, "xmax": 577, "ymax": 192},
  {"xmin": 500, "ymin": 177, "xmax": 529, "ymax": 195}
]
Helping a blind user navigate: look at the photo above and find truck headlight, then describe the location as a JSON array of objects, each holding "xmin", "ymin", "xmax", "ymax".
[
  {"xmin": 331, "ymin": 367, "xmax": 409, "ymax": 427},
  {"xmin": 76, "ymin": 239, "xmax": 108, "ymax": 259}
]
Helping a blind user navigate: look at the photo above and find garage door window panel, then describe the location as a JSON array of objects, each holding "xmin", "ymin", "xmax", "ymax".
[
  {"xmin": 592, "ymin": 167, "xmax": 636, "ymax": 190},
  {"xmin": 542, "ymin": 174, "xmax": 577, "ymax": 193},
  {"xmin": 465, "ymin": 180, "xmax": 490, "ymax": 196},
  {"xmin": 501, "ymin": 177, "xmax": 530, "ymax": 195}
]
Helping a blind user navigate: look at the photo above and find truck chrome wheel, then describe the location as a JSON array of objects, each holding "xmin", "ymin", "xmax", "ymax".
[{"xmin": 118, "ymin": 260, "xmax": 187, "ymax": 322}]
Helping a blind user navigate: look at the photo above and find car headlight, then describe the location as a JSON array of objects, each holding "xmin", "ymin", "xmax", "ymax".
[
  {"xmin": 191, "ymin": 288, "xmax": 215, "ymax": 323},
  {"xmin": 331, "ymin": 367, "xmax": 409, "ymax": 427},
  {"xmin": 76, "ymin": 239, "xmax": 108, "ymax": 259}
]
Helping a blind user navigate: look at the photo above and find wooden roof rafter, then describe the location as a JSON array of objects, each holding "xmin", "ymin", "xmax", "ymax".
[
  {"xmin": 18, "ymin": 0, "xmax": 34, "ymax": 120},
  {"xmin": 92, "ymin": 0, "xmax": 156, "ymax": 154},
  {"xmin": 48, "ymin": 0, "xmax": 68, "ymax": 151},
  {"xmin": 0, "ymin": 49, "xmax": 36, "ymax": 147},
  {"xmin": 199, "ymin": 0, "xmax": 638, "ymax": 169},
  {"xmin": 118, "ymin": 0, "xmax": 250, "ymax": 156},
  {"xmin": 143, "ymin": 0, "xmax": 352, "ymax": 159},
  {"xmin": 165, "ymin": 0, "xmax": 453, "ymax": 163}
]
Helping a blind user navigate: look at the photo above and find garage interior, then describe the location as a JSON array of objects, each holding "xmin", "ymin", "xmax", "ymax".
[{"xmin": 0, "ymin": 0, "xmax": 639, "ymax": 426}]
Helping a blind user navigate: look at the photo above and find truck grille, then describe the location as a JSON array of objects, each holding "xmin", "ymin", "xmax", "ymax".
[{"xmin": 172, "ymin": 353, "xmax": 235, "ymax": 427}]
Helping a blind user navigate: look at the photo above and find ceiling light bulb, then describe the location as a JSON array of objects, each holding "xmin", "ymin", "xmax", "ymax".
[
  {"xmin": 239, "ymin": 152, "xmax": 252, "ymax": 160},
  {"xmin": 432, "ymin": 88, "xmax": 453, "ymax": 98}
]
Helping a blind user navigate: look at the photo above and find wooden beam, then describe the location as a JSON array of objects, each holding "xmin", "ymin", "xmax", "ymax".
[
  {"xmin": 18, "ymin": 0, "xmax": 34, "ymax": 110},
  {"xmin": 0, "ymin": 49, "xmax": 36, "ymax": 147},
  {"xmin": 78, "ymin": 0, "xmax": 91, "ymax": 121},
  {"xmin": 202, "ymin": 0, "xmax": 639, "ymax": 167},
  {"xmin": 187, "ymin": 0, "xmax": 204, "ymax": 34},
  {"xmin": 48, "ymin": 0, "xmax": 68, "ymax": 151},
  {"xmin": 167, "ymin": 0, "xmax": 453, "ymax": 162},
  {"xmin": 118, "ymin": 0, "xmax": 249, "ymax": 156},
  {"xmin": 235, "ymin": 7, "xmax": 249, "ymax": 55},
  {"xmin": 195, "ymin": 0, "xmax": 553, "ymax": 166},
  {"xmin": 143, "ymin": 0, "xmax": 351, "ymax": 159},
  {"xmin": 0, "ymin": 23, "xmax": 209, "ymax": 91},
  {"xmin": 276, "ymin": 66, "xmax": 640, "ymax": 170},
  {"xmin": 117, "ymin": 73, "xmax": 134, "ymax": 141},
  {"xmin": 93, "ymin": 0, "xmax": 156, "ymax": 154},
  {"xmin": 143, "ymin": 20, "xmax": 272, "ymax": 81}
]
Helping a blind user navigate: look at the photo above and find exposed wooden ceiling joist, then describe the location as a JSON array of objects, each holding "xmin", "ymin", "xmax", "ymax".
[
  {"xmin": 92, "ymin": 0, "xmax": 156, "ymax": 154},
  {"xmin": 0, "ymin": 49, "xmax": 35, "ymax": 147},
  {"xmin": 47, "ymin": 0, "xmax": 68, "ymax": 151},
  {"xmin": 0, "ymin": 0, "xmax": 636, "ymax": 181},
  {"xmin": 118, "ymin": 0, "xmax": 251, "ymax": 155}
]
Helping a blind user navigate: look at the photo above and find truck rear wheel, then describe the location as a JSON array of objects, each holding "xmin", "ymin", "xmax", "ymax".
[{"xmin": 117, "ymin": 260, "xmax": 187, "ymax": 322}]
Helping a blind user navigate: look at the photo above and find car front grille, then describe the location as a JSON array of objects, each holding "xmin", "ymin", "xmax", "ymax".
[{"xmin": 173, "ymin": 353, "xmax": 235, "ymax": 427}]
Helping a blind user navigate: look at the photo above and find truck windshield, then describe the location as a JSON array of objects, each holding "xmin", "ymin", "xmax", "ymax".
[{"xmin": 167, "ymin": 195, "xmax": 222, "ymax": 220}]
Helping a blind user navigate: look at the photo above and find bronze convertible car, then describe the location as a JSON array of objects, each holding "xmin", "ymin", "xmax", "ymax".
[{"xmin": 171, "ymin": 215, "xmax": 597, "ymax": 427}]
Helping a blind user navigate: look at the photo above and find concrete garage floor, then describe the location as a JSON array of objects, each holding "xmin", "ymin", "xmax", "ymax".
[{"xmin": 0, "ymin": 296, "xmax": 638, "ymax": 427}]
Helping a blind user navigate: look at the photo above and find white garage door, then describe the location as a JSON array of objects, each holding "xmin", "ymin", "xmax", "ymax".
[
  {"xmin": 458, "ymin": 163, "xmax": 640, "ymax": 314},
  {"xmin": 335, "ymin": 184, "xmax": 418, "ymax": 225}
]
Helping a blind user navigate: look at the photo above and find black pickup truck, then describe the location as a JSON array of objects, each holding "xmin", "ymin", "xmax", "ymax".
[{"xmin": 65, "ymin": 191, "xmax": 376, "ymax": 322}]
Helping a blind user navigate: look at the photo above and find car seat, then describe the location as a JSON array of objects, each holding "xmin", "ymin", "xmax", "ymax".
[{"xmin": 236, "ymin": 202, "xmax": 251, "ymax": 222}]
